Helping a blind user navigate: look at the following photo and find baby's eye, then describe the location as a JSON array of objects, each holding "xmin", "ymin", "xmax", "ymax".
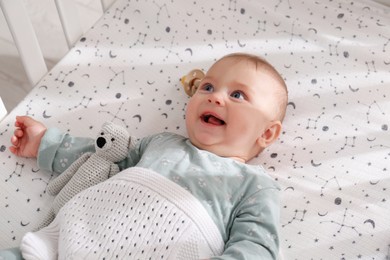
[
  {"xmin": 230, "ymin": 90, "xmax": 245, "ymax": 100},
  {"xmin": 201, "ymin": 83, "xmax": 214, "ymax": 92},
  {"xmin": 111, "ymin": 138, "xmax": 115, "ymax": 142}
]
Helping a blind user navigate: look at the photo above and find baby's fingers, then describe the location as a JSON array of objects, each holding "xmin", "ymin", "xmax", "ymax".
[
  {"xmin": 9, "ymin": 145, "xmax": 18, "ymax": 155},
  {"xmin": 14, "ymin": 118, "xmax": 24, "ymax": 128},
  {"xmin": 10, "ymin": 135, "xmax": 20, "ymax": 147},
  {"xmin": 9, "ymin": 136, "xmax": 21, "ymax": 156},
  {"xmin": 14, "ymin": 129, "xmax": 24, "ymax": 138}
]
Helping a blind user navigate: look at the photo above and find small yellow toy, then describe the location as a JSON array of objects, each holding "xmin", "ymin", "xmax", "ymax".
[{"xmin": 180, "ymin": 69, "xmax": 205, "ymax": 96}]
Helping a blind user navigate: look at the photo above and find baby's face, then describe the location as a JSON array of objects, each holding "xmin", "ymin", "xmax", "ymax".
[{"xmin": 185, "ymin": 57, "xmax": 282, "ymax": 162}]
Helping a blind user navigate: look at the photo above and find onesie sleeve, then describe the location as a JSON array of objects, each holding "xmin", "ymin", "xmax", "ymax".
[
  {"xmin": 38, "ymin": 128, "xmax": 95, "ymax": 174},
  {"xmin": 37, "ymin": 128, "xmax": 144, "ymax": 174},
  {"xmin": 211, "ymin": 188, "xmax": 280, "ymax": 260}
]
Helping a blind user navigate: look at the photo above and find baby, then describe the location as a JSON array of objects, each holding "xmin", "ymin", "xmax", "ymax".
[{"xmin": 7, "ymin": 53, "xmax": 288, "ymax": 260}]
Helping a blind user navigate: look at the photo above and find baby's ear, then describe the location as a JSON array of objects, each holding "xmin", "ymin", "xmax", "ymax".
[{"xmin": 257, "ymin": 121, "xmax": 282, "ymax": 149}]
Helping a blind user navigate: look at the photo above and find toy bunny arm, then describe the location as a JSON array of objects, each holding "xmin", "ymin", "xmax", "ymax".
[
  {"xmin": 108, "ymin": 163, "xmax": 120, "ymax": 178},
  {"xmin": 47, "ymin": 152, "xmax": 92, "ymax": 196}
]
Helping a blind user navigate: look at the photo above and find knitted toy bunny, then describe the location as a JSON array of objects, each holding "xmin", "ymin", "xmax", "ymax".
[{"xmin": 36, "ymin": 122, "xmax": 133, "ymax": 229}]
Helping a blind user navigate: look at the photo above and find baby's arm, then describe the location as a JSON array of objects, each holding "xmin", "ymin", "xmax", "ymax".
[
  {"xmin": 37, "ymin": 126, "xmax": 143, "ymax": 174},
  {"xmin": 9, "ymin": 116, "xmax": 47, "ymax": 158},
  {"xmin": 212, "ymin": 188, "xmax": 280, "ymax": 260},
  {"xmin": 9, "ymin": 115, "xmax": 95, "ymax": 174},
  {"xmin": 10, "ymin": 116, "xmax": 143, "ymax": 175},
  {"xmin": 37, "ymin": 128, "xmax": 95, "ymax": 174}
]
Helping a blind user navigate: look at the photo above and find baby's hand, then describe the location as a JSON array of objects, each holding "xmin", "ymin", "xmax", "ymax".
[{"xmin": 9, "ymin": 116, "xmax": 47, "ymax": 158}]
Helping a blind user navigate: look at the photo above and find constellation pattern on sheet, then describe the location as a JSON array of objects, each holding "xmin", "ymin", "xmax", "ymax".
[
  {"xmin": 253, "ymin": 20, "xmax": 266, "ymax": 36},
  {"xmin": 98, "ymin": 102, "xmax": 129, "ymax": 127},
  {"xmin": 306, "ymin": 111, "xmax": 324, "ymax": 129},
  {"xmin": 365, "ymin": 60, "xmax": 377, "ymax": 77},
  {"xmin": 358, "ymin": 101, "xmax": 385, "ymax": 124},
  {"xmin": 5, "ymin": 162, "xmax": 24, "ymax": 182},
  {"xmin": 316, "ymin": 176, "xmax": 342, "ymax": 196},
  {"xmin": 159, "ymin": 36, "xmax": 183, "ymax": 62},
  {"xmin": 153, "ymin": 1, "xmax": 170, "ymax": 23},
  {"xmin": 107, "ymin": 67, "xmax": 126, "ymax": 89},
  {"xmin": 335, "ymin": 136, "xmax": 356, "ymax": 154},
  {"xmin": 290, "ymin": 153, "xmax": 303, "ymax": 169},
  {"xmin": 356, "ymin": 15, "xmax": 368, "ymax": 29},
  {"xmin": 379, "ymin": 34, "xmax": 390, "ymax": 52},
  {"xmin": 222, "ymin": 31, "xmax": 235, "ymax": 49},
  {"xmin": 274, "ymin": 0, "xmax": 292, "ymax": 11},
  {"xmin": 329, "ymin": 78, "xmax": 344, "ymax": 95},
  {"xmin": 320, "ymin": 208, "xmax": 362, "ymax": 237},
  {"xmin": 25, "ymin": 100, "xmax": 35, "ymax": 117},
  {"xmin": 112, "ymin": 3, "xmax": 129, "ymax": 21},
  {"xmin": 129, "ymin": 32, "xmax": 147, "ymax": 48},
  {"xmin": 0, "ymin": 125, "xmax": 8, "ymax": 136},
  {"xmin": 328, "ymin": 37, "xmax": 344, "ymax": 57},
  {"xmin": 32, "ymin": 173, "xmax": 55, "ymax": 198},
  {"xmin": 55, "ymin": 68, "xmax": 78, "ymax": 84},
  {"xmin": 370, "ymin": 143, "xmax": 390, "ymax": 150},
  {"xmin": 277, "ymin": 21, "xmax": 308, "ymax": 44},
  {"xmin": 228, "ymin": 0, "xmax": 237, "ymax": 11},
  {"xmin": 94, "ymin": 40, "xmax": 103, "ymax": 58},
  {"xmin": 282, "ymin": 209, "xmax": 307, "ymax": 227},
  {"xmin": 67, "ymin": 96, "xmax": 93, "ymax": 111}
]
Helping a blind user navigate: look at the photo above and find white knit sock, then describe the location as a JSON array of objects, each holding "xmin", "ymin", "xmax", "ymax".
[{"xmin": 20, "ymin": 217, "xmax": 59, "ymax": 260}]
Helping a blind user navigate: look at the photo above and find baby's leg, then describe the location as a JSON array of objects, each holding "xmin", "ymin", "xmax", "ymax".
[{"xmin": 20, "ymin": 217, "xmax": 60, "ymax": 260}]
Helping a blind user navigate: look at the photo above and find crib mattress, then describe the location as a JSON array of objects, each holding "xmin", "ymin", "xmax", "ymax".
[{"xmin": 0, "ymin": 0, "xmax": 389, "ymax": 258}]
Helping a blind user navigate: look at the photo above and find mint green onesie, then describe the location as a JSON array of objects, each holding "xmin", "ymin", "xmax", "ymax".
[{"xmin": 2, "ymin": 129, "xmax": 280, "ymax": 260}]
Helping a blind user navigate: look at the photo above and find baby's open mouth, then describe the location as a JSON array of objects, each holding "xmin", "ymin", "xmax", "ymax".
[{"xmin": 201, "ymin": 113, "xmax": 226, "ymax": 126}]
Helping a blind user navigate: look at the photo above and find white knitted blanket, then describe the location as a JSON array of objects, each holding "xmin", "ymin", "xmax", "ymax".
[{"xmin": 20, "ymin": 167, "xmax": 224, "ymax": 260}]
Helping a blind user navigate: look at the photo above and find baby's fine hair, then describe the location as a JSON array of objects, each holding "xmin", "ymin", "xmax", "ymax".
[{"xmin": 218, "ymin": 53, "xmax": 288, "ymax": 122}]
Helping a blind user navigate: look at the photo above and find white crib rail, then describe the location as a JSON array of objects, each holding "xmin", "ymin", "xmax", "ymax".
[
  {"xmin": 101, "ymin": 0, "xmax": 115, "ymax": 11},
  {"xmin": 54, "ymin": 0, "xmax": 83, "ymax": 49},
  {"xmin": 0, "ymin": 96, "xmax": 7, "ymax": 122},
  {"xmin": 0, "ymin": 0, "xmax": 116, "ymax": 87},
  {"xmin": 0, "ymin": 0, "xmax": 48, "ymax": 87}
]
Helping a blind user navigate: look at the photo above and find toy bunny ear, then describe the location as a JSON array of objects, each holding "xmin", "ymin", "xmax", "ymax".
[
  {"xmin": 180, "ymin": 69, "xmax": 205, "ymax": 96},
  {"xmin": 102, "ymin": 121, "xmax": 112, "ymax": 128}
]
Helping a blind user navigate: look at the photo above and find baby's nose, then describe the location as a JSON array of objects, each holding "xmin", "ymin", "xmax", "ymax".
[{"xmin": 208, "ymin": 93, "xmax": 224, "ymax": 106}]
